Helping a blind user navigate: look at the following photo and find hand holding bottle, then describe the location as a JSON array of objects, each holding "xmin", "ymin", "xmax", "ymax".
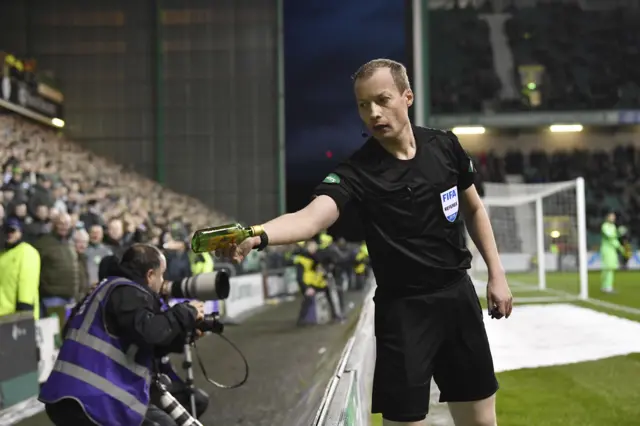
[
  {"xmin": 191, "ymin": 223, "xmax": 264, "ymax": 253},
  {"xmin": 216, "ymin": 236, "xmax": 260, "ymax": 263}
]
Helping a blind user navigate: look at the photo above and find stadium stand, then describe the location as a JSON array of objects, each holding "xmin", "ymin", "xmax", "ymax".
[
  {"xmin": 430, "ymin": 3, "xmax": 640, "ymax": 112},
  {"xmin": 0, "ymin": 113, "xmax": 233, "ymax": 306},
  {"xmin": 0, "ymin": 113, "xmax": 228, "ymax": 240},
  {"xmin": 429, "ymin": 7, "xmax": 502, "ymax": 113},
  {"xmin": 505, "ymin": 3, "xmax": 640, "ymax": 110}
]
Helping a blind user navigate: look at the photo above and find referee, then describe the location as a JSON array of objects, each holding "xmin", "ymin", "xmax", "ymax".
[{"xmin": 221, "ymin": 59, "xmax": 512, "ymax": 426}]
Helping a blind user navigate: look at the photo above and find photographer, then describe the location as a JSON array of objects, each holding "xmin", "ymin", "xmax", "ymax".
[
  {"xmin": 100, "ymin": 254, "xmax": 211, "ymax": 420},
  {"xmin": 39, "ymin": 244, "xmax": 206, "ymax": 426}
]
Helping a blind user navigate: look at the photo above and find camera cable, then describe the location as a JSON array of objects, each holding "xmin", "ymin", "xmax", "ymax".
[{"xmin": 192, "ymin": 333, "xmax": 249, "ymax": 389}]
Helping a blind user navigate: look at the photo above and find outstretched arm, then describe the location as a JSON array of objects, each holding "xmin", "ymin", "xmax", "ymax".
[
  {"xmin": 262, "ymin": 195, "xmax": 340, "ymax": 245},
  {"xmin": 222, "ymin": 195, "xmax": 340, "ymax": 262}
]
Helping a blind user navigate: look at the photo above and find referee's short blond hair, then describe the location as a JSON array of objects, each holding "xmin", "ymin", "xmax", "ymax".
[{"xmin": 352, "ymin": 59, "xmax": 411, "ymax": 93}]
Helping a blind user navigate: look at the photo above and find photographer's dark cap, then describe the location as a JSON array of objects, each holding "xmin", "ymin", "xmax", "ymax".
[{"xmin": 5, "ymin": 217, "xmax": 22, "ymax": 232}]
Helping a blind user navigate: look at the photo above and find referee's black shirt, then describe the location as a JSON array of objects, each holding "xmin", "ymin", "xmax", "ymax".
[{"xmin": 314, "ymin": 126, "xmax": 476, "ymax": 298}]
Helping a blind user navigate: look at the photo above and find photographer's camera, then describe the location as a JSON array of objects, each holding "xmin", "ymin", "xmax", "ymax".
[{"xmin": 196, "ymin": 313, "xmax": 224, "ymax": 334}]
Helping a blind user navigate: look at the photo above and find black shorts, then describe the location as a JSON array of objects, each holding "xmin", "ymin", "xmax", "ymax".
[{"xmin": 371, "ymin": 275, "xmax": 498, "ymax": 422}]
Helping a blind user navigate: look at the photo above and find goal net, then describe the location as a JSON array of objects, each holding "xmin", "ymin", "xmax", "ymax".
[{"xmin": 468, "ymin": 177, "xmax": 589, "ymax": 303}]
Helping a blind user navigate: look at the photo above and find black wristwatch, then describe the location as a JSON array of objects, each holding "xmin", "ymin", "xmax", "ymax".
[{"xmin": 256, "ymin": 232, "xmax": 269, "ymax": 251}]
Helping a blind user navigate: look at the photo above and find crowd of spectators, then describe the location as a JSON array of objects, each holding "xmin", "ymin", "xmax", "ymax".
[
  {"xmin": 431, "ymin": 3, "xmax": 640, "ymax": 113},
  {"xmin": 473, "ymin": 145, "xmax": 640, "ymax": 247},
  {"xmin": 0, "ymin": 113, "xmax": 230, "ymax": 320}
]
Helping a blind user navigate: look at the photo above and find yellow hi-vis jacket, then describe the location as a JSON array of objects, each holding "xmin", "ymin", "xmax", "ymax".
[
  {"xmin": 0, "ymin": 242, "xmax": 41, "ymax": 319},
  {"xmin": 188, "ymin": 251, "xmax": 214, "ymax": 276},
  {"xmin": 319, "ymin": 232, "xmax": 333, "ymax": 249},
  {"xmin": 354, "ymin": 243, "xmax": 369, "ymax": 275},
  {"xmin": 293, "ymin": 254, "xmax": 326, "ymax": 289}
]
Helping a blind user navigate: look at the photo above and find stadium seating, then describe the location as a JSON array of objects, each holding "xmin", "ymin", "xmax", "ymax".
[
  {"xmin": 429, "ymin": 8, "xmax": 502, "ymax": 113},
  {"xmin": 1, "ymin": 114, "xmax": 227, "ymax": 233},
  {"xmin": 430, "ymin": 5, "xmax": 640, "ymax": 112},
  {"xmin": 505, "ymin": 4, "xmax": 640, "ymax": 110},
  {"xmin": 0, "ymin": 114, "xmax": 231, "ymax": 291},
  {"xmin": 475, "ymin": 146, "xmax": 640, "ymax": 247}
]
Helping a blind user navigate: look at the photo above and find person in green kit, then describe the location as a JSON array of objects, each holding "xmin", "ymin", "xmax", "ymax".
[{"xmin": 600, "ymin": 212, "xmax": 624, "ymax": 293}]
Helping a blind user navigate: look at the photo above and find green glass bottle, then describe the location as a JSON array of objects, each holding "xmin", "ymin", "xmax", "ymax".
[{"xmin": 191, "ymin": 223, "xmax": 264, "ymax": 253}]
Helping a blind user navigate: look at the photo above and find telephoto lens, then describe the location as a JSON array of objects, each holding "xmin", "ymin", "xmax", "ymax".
[{"xmin": 164, "ymin": 271, "xmax": 230, "ymax": 301}]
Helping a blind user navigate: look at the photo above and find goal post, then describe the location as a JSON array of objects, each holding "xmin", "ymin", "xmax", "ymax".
[{"xmin": 468, "ymin": 177, "xmax": 589, "ymax": 303}]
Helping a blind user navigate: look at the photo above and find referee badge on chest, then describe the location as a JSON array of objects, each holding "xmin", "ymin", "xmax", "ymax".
[{"xmin": 440, "ymin": 186, "xmax": 459, "ymax": 222}]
